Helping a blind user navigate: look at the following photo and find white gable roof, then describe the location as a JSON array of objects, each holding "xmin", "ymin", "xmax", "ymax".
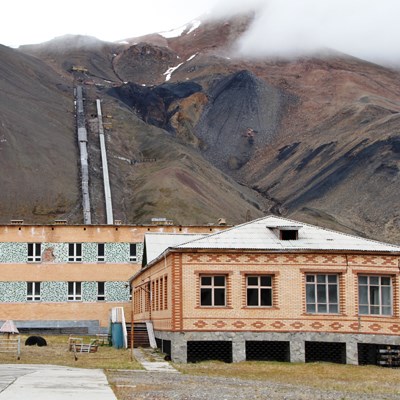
[
  {"xmin": 144, "ymin": 233, "xmax": 208, "ymax": 264},
  {"xmin": 175, "ymin": 216, "xmax": 400, "ymax": 253}
]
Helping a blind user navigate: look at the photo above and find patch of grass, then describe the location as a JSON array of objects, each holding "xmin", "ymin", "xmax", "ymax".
[
  {"xmin": 175, "ymin": 361, "xmax": 400, "ymax": 396},
  {"xmin": 0, "ymin": 335, "xmax": 141, "ymax": 370}
]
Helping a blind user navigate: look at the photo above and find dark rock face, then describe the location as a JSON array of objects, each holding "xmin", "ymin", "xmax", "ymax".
[
  {"xmin": 194, "ymin": 70, "xmax": 285, "ymax": 172},
  {"xmin": 109, "ymin": 81, "xmax": 202, "ymax": 129}
]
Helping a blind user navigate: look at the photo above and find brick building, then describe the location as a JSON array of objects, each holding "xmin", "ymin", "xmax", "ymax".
[
  {"xmin": 0, "ymin": 223, "xmax": 224, "ymax": 334},
  {"xmin": 131, "ymin": 216, "xmax": 400, "ymax": 365}
]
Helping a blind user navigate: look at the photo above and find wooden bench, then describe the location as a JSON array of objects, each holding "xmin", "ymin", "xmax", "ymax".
[{"xmin": 68, "ymin": 337, "xmax": 98, "ymax": 353}]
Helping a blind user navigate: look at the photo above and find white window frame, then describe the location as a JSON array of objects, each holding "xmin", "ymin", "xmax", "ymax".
[
  {"xmin": 97, "ymin": 282, "xmax": 106, "ymax": 301},
  {"xmin": 68, "ymin": 282, "xmax": 82, "ymax": 301},
  {"xmin": 246, "ymin": 275, "xmax": 273, "ymax": 307},
  {"xmin": 200, "ymin": 275, "xmax": 226, "ymax": 307},
  {"xmin": 27, "ymin": 243, "xmax": 41, "ymax": 262},
  {"xmin": 97, "ymin": 243, "xmax": 105, "ymax": 262},
  {"xmin": 68, "ymin": 243, "xmax": 82, "ymax": 262},
  {"xmin": 129, "ymin": 243, "xmax": 137, "ymax": 262},
  {"xmin": 358, "ymin": 275, "xmax": 392, "ymax": 316},
  {"xmin": 306, "ymin": 274, "xmax": 339, "ymax": 314},
  {"xmin": 27, "ymin": 281, "xmax": 41, "ymax": 301}
]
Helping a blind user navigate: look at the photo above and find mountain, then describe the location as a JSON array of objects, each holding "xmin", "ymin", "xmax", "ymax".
[{"xmin": 0, "ymin": 13, "xmax": 399, "ymax": 242}]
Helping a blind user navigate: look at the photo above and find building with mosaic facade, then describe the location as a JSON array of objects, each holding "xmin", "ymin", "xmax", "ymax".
[
  {"xmin": 0, "ymin": 222, "xmax": 224, "ymax": 334},
  {"xmin": 131, "ymin": 216, "xmax": 400, "ymax": 365}
]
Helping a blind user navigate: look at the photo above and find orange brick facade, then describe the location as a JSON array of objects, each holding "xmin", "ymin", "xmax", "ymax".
[
  {"xmin": 132, "ymin": 250, "xmax": 400, "ymax": 362},
  {"xmin": 0, "ymin": 224, "xmax": 226, "ymax": 333}
]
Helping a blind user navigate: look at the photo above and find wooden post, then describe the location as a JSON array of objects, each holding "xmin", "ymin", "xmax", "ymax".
[{"xmin": 130, "ymin": 310, "xmax": 134, "ymax": 361}]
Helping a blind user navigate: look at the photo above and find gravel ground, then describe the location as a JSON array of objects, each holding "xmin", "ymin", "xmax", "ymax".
[{"xmin": 107, "ymin": 370, "xmax": 400, "ymax": 400}]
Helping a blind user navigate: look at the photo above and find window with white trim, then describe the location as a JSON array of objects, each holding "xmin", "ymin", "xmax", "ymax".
[
  {"xmin": 97, "ymin": 243, "xmax": 105, "ymax": 262},
  {"xmin": 200, "ymin": 275, "xmax": 226, "ymax": 306},
  {"xmin": 247, "ymin": 275, "xmax": 273, "ymax": 307},
  {"xmin": 27, "ymin": 243, "xmax": 41, "ymax": 262},
  {"xmin": 68, "ymin": 282, "xmax": 82, "ymax": 301},
  {"xmin": 129, "ymin": 243, "xmax": 137, "ymax": 262},
  {"xmin": 68, "ymin": 243, "xmax": 82, "ymax": 262},
  {"xmin": 97, "ymin": 282, "xmax": 105, "ymax": 301},
  {"xmin": 306, "ymin": 274, "xmax": 339, "ymax": 314},
  {"xmin": 359, "ymin": 275, "xmax": 392, "ymax": 316},
  {"xmin": 27, "ymin": 282, "xmax": 41, "ymax": 301}
]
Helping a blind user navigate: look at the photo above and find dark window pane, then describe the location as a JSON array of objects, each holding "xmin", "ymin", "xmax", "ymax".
[
  {"xmin": 358, "ymin": 276, "xmax": 368, "ymax": 285},
  {"xmin": 359, "ymin": 305, "xmax": 368, "ymax": 314},
  {"xmin": 201, "ymin": 288, "xmax": 212, "ymax": 306},
  {"xmin": 68, "ymin": 243, "xmax": 74, "ymax": 255},
  {"xmin": 68, "ymin": 282, "xmax": 73, "ymax": 294},
  {"xmin": 247, "ymin": 289, "xmax": 258, "ymax": 306},
  {"xmin": 98, "ymin": 282, "xmax": 105, "ymax": 294},
  {"xmin": 98, "ymin": 244, "xmax": 105, "ymax": 256},
  {"xmin": 247, "ymin": 276, "xmax": 258, "ymax": 286},
  {"xmin": 76, "ymin": 282, "xmax": 81, "ymax": 294},
  {"xmin": 381, "ymin": 287, "xmax": 391, "ymax": 306},
  {"xmin": 317, "ymin": 275, "xmax": 326, "ymax": 283},
  {"xmin": 370, "ymin": 286, "xmax": 380, "ymax": 305},
  {"xmin": 317, "ymin": 284, "xmax": 327, "ymax": 303},
  {"xmin": 76, "ymin": 243, "xmax": 82, "ymax": 256},
  {"xmin": 370, "ymin": 305, "xmax": 379, "ymax": 314},
  {"xmin": 306, "ymin": 284, "xmax": 315, "ymax": 303},
  {"xmin": 27, "ymin": 282, "xmax": 33, "ymax": 295},
  {"xmin": 34, "ymin": 284, "xmax": 40, "ymax": 295},
  {"xmin": 382, "ymin": 306, "xmax": 392, "ymax": 315},
  {"xmin": 317, "ymin": 304, "xmax": 327, "ymax": 313},
  {"xmin": 201, "ymin": 277, "xmax": 211, "ymax": 286},
  {"xmin": 260, "ymin": 276, "xmax": 271, "ymax": 287},
  {"xmin": 329, "ymin": 304, "xmax": 338, "ymax": 313},
  {"xmin": 214, "ymin": 288, "xmax": 225, "ymax": 306},
  {"xmin": 214, "ymin": 276, "xmax": 225, "ymax": 286},
  {"xmin": 370, "ymin": 276, "xmax": 379, "ymax": 285},
  {"xmin": 306, "ymin": 275, "xmax": 315, "ymax": 283},
  {"xmin": 307, "ymin": 304, "xmax": 316, "ymax": 313},
  {"xmin": 260, "ymin": 288, "xmax": 272, "ymax": 306},
  {"xmin": 359, "ymin": 286, "xmax": 368, "ymax": 305},
  {"xmin": 328, "ymin": 284, "xmax": 338, "ymax": 303},
  {"xmin": 327, "ymin": 275, "xmax": 337, "ymax": 283},
  {"xmin": 381, "ymin": 277, "xmax": 390, "ymax": 286},
  {"xmin": 130, "ymin": 243, "xmax": 137, "ymax": 256}
]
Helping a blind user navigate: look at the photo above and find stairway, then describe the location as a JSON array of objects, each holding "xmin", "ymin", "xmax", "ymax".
[{"xmin": 126, "ymin": 323, "xmax": 150, "ymax": 348}]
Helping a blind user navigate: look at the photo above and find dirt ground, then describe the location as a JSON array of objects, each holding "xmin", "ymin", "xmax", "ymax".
[{"xmin": 107, "ymin": 369, "xmax": 400, "ymax": 400}]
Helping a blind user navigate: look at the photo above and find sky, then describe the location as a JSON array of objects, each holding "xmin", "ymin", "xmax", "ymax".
[{"xmin": 1, "ymin": 0, "xmax": 399, "ymax": 65}]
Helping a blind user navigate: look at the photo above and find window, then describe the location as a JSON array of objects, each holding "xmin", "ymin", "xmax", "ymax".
[
  {"xmin": 280, "ymin": 230, "xmax": 298, "ymax": 240},
  {"xmin": 97, "ymin": 282, "xmax": 105, "ymax": 301},
  {"xmin": 306, "ymin": 274, "xmax": 339, "ymax": 314},
  {"xmin": 359, "ymin": 275, "xmax": 392, "ymax": 316},
  {"xmin": 200, "ymin": 275, "xmax": 226, "ymax": 306},
  {"xmin": 27, "ymin": 243, "xmax": 41, "ymax": 262},
  {"xmin": 129, "ymin": 243, "xmax": 137, "ymax": 262},
  {"xmin": 247, "ymin": 275, "xmax": 273, "ymax": 307},
  {"xmin": 27, "ymin": 282, "xmax": 41, "ymax": 301},
  {"xmin": 97, "ymin": 243, "xmax": 105, "ymax": 262},
  {"xmin": 68, "ymin": 243, "xmax": 82, "ymax": 262},
  {"xmin": 68, "ymin": 282, "xmax": 82, "ymax": 301}
]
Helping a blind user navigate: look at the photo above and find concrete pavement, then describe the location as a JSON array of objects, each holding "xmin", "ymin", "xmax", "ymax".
[{"xmin": 0, "ymin": 365, "xmax": 116, "ymax": 399}]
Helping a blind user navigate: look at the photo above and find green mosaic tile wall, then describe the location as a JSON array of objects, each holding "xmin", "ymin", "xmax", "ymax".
[
  {"xmin": 0, "ymin": 281, "xmax": 130, "ymax": 303},
  {"xmin": 0, "ymin": 242, "xmax": 143, "ymax": 264}
]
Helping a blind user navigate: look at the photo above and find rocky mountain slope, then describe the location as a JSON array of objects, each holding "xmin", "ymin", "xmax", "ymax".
[{"xmin": 1, "ymin": 13, "xmax": 399, "ymax": 242}]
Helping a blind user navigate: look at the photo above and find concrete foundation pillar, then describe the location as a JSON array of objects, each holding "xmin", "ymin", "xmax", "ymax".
[
  {"xmin": 232, "ymin": 337, "xmax": 246, "ymax": 362},
  {"xmin": 346, "ymin": 340, "xmax": 359, "ymax": 365},
  {"xmin": 171, "ymin": 333, "xmax": 187, "ymax": 363},
  {"xmin": 290, "ymin": 339, "xmax": 305, "ymax": 363}
]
